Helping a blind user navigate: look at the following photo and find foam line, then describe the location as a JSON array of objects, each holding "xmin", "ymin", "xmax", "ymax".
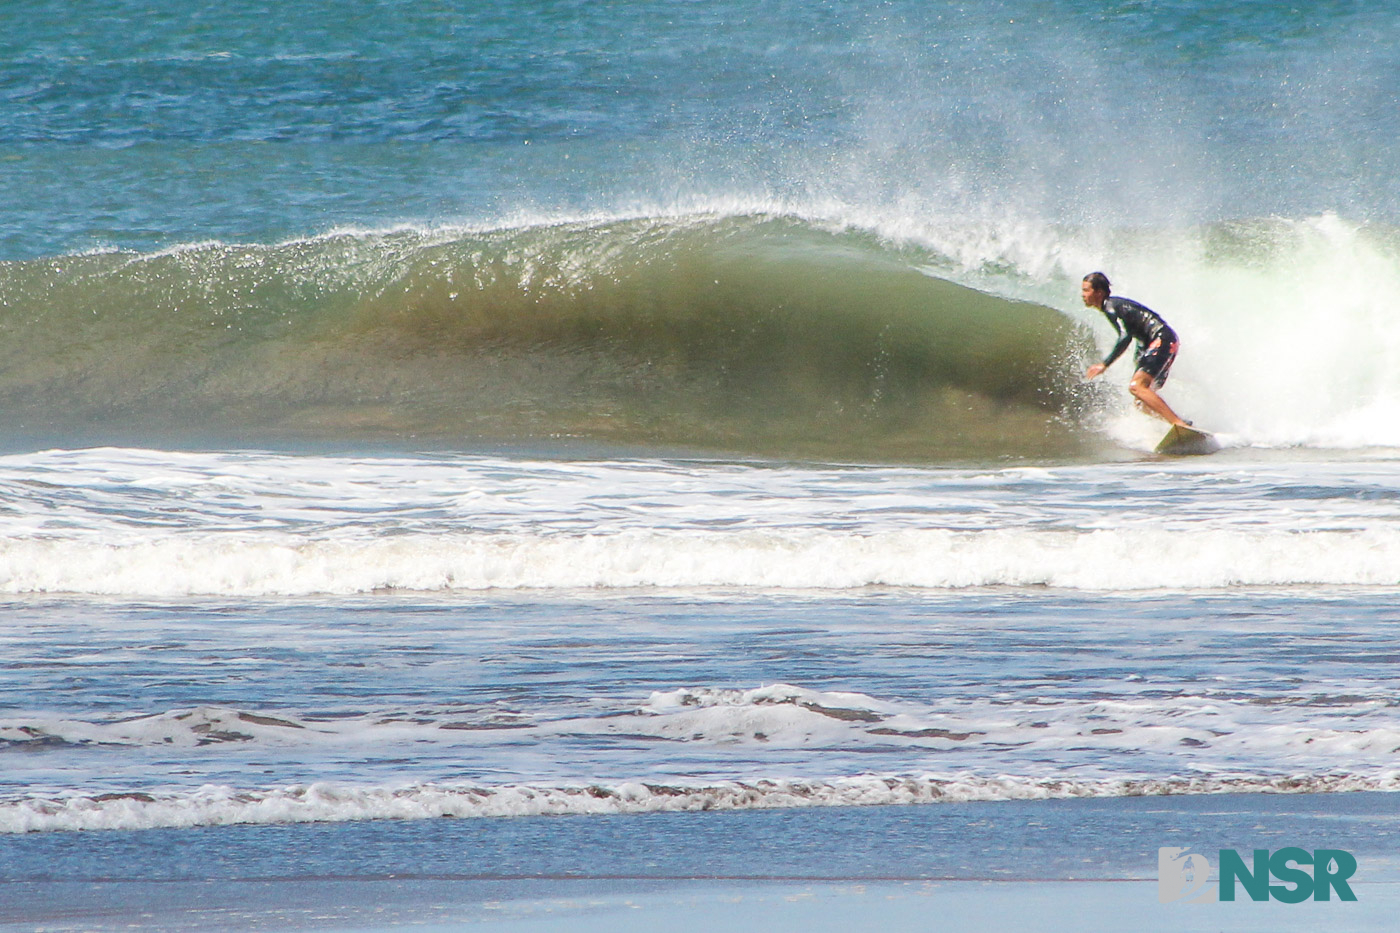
[{"xmin": 0, "ymin": 526, "xmax": 1397, "ymax": 595}]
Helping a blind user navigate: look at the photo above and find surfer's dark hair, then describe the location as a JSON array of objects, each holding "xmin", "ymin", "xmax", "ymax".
[{"xmin": 1083, "ymin": 272, "xmax": 1111, "ymax": 294}]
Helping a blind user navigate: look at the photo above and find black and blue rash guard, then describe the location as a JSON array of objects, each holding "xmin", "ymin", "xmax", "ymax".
[{"xmin": 1097, "ymin": 296, "xmax": 1175, "ymax": 369}]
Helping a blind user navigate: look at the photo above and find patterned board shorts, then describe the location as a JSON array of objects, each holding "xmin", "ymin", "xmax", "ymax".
[{"xmin": 1136, "ymin": 331, "xmax": 1179, "ymax": 389}]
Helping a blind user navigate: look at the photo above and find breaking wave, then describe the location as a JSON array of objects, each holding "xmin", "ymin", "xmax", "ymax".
[
  {"xmin": 8, "ymin": 773, "xmax": 1397, "ymax": 835},
  {"xmin": 0, "ymin": 213, "xmax": 1087, "ymax": 460},
  {"xmin": 9, "ymin": 680, "xmax": 1400, "ymax": 833}
]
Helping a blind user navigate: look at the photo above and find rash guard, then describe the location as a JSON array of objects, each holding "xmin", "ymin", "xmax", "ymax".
[{"xmin": 1097, "ymin": 296, "xmax": 1174, "ymax": 369}]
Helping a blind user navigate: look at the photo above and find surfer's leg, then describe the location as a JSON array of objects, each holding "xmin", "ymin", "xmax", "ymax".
[
  {"xmin": 1128, "ymin": 335, "xmax": 1187, "ymax": 425},
  {"xmin": 1129, "ymin": 370, "xmax": 1188, "ymax": 426}
]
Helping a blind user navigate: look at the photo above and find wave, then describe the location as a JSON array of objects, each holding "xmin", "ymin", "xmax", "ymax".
[
  {"xmin": 7, "ymin": 773, "xmax": 1396, "ymax": 835},
  {"xmin": 0, "ymin": 526, "xmax": 1397, "ymax": 595},
  {"xmin": 11, "ymin": 681, "xmax": 1400, "ymax": 833},
  {"xmin": 11, "ymin": 684, "xmax": 1396, "ymax": 758},
  {"xmin": 8, "ymin": 206, "xmax": 1400, "ymax": 457},
  {"xmin": 894, "ymin": 211, "xmax": 1400, "ymax": 451},
  {"xmin": 0, "ymin": 214, "xmax": 1087, "ymax": 461}
]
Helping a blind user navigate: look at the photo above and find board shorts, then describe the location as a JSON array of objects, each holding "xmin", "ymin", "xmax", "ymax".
[{"xmin": 1135, "ymin": 330, "xmax": 1178, "ymax": 389}]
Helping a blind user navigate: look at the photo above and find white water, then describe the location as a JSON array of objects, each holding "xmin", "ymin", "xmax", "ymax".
[
  {"xmin": 10, "ymin": 679, "xmax": 1400, "ymax": 834},
  {"xmin": 3, "ymin": 525, "xmax": 1400, "ymax": 595},
  {"xmin": 12, "ymin": 772, "xmax": 1399, "ymax": 835},
  {"xmin": 798, "ymin": 205, "xmax": 1400, "ymax": 451},
  {"xmin": 3, "ymin": 443, "xmax": 1399, "ymax": 833},
  {"xmin": 0, "ymin": 448, "xmax": 1396, "ymax": 595}
]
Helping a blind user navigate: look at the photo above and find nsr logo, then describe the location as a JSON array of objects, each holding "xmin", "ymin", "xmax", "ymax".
[{"xmin": 1159, "ymin": 847, "xmax": 1358, "ymax": 904}]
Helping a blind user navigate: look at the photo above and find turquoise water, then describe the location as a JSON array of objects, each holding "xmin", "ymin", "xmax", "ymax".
[{"xmin": 5, "ymin": 0, "xmax": 1400, "ymax": 259}]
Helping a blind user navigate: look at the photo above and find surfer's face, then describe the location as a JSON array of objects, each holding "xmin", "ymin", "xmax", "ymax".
[{"xmin": 1081, "ymin": 281, "xmax": 1106, "ymax": 307}]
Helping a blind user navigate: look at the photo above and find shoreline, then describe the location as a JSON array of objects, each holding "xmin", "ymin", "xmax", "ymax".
[{"xmin": 4, "ymin": 792, "xmax": 1399, "ymax": 931}]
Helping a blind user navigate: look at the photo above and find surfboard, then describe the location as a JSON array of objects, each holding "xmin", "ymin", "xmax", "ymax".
[{"xmin": 1155, "ymin": 424, "xmax": 1220, "ymax": 456}]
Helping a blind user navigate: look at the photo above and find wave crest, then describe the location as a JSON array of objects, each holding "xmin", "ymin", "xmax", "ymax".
[
  {"xmin": 0, "ymin": 526, "xmax": 1397, "ymax": 595},
  {"xmin": 8, "ymin": 772, "xmax": 1395, "ymax": 834}
]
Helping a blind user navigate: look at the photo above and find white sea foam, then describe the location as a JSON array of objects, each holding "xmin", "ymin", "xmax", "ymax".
[
  {"xmin": 0, "ymin": 525, "xmax": 1397, "ymax": 596},
  {"xmin": 881, "ymin": 211, "xmax": 1400, "ymax": 453},
  {"xmin": 9, "ymin": 681, "xmax": 1400, "ymax": 818},
  {"xmin": 0, "ymin": 448, "xmax": 1397, "ymax": 595},
  {"xmin": 6, "ymin": 771, "xmax": 1399, "ymax": 834}
]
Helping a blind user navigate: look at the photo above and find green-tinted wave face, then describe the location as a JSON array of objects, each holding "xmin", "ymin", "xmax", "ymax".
[{"xmin": 0, "ymin": 216, "xmax": 1091, "ymax": 460}]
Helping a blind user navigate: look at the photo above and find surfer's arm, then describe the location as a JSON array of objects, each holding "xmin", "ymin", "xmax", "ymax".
[
  {"xmin": 1101, "ymin": 331, "xmax": 1133, "ymax": 369},
  {"xmin": 1085, "ymin": 309, "xmax": 1130, "ymax": 379}
]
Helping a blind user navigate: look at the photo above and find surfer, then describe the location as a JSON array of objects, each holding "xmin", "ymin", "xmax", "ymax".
[{"xmin": 1080, "ymin": 272, "xmax": 1190, "ymax": 427}]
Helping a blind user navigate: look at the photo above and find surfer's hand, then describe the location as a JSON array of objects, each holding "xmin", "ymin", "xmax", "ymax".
[{"xmin": 1085, "ymin": 363, "xmax": 1106, "ymax": 380}]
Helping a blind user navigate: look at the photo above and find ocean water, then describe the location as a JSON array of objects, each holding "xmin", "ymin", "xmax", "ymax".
[{"xmin": 2, "ymin": 0, "xmax": 1400, "ymax": 905}]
